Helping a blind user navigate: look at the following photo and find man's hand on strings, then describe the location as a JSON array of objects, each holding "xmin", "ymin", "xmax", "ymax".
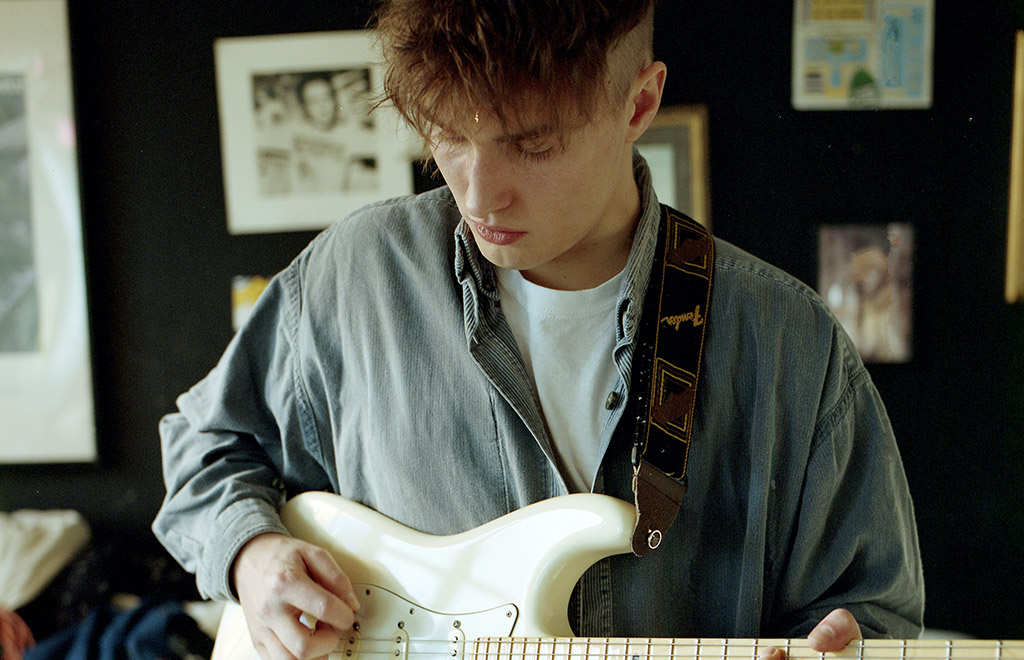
[
  {"xmin": 760, "ymin": 608, "xmax": 862, "ymax": 659},
  {"xmin": 232, "ymin": 532, "xmax": 362, "ymax": 660},
  {"xmin": 806, "ymin": 609, "xmax": 862, "ymax": 653}
]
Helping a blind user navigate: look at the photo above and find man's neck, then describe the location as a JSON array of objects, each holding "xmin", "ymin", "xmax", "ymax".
[{"xmin": 521, "ymin": 157, "xmax": 641, "ymax": 291}]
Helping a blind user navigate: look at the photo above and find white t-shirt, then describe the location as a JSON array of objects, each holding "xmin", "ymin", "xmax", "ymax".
[{"xmin": 495, "ymin": 267, "xmax": 623, "ymax": 493}]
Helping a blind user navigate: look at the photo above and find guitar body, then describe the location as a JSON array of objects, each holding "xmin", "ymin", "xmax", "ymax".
[
  {"xmin": 211, "ymin": 492, "xmax": 638, "ymax": 660},
  {"xmin": 212, "ymin": 492, "xmax": 1022, "ymax": 660}
]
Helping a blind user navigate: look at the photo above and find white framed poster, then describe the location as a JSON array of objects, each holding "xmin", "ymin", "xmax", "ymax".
[
  {"xmin": 0, "ymin": 0, "xmax": 96, "ymax": 462},
  {"xmin": 792, "ymin": 0, "xmax": 934, "ymax": 110},
  {"xmin": 215, "ymin": 30, "xmax": 421, "ymax": 234}
]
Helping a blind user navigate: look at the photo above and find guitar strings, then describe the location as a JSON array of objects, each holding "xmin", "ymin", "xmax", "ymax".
[{"xmin": 330, "ymin": 637, "xmax": 1015, "ymax": 660}]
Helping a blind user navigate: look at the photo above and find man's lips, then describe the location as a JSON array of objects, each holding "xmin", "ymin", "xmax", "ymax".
[{"xmin": 469, "ymin": 220, "xmax": 526, "ymax": 246}]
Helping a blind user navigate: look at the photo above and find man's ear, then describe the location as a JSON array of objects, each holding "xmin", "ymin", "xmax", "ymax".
[{"xmin": 625, "ymin": 60, "xmax": 667, "ymax": 143}]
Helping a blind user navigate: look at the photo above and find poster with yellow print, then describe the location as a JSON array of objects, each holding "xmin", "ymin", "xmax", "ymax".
[{"xmin": 792, "ymin": 0, "xmax": 933, "ymax": 109}]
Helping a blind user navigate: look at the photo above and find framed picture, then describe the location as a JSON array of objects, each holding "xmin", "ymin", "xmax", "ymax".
[
  {"xmin": 1006, "ymin": 30, "xmax": 1024, "ymax": 303},
  {"xmin": 818, "ymin": 224, "xmax": 914, "ymax": 363},
  {"xmin": 0, "ymin": 0, "xmax": 96, "ymax": 462},
  {"xmin": 635, "ymin": 105, "xmax": 711, "ymax": 228},
  {"xmin": 215, "ymin": 30, "xmax": 422, "ymax": 234},
  {"xmin": 791, "ymin": 0, "xmax": 934, "ymax": 110}
]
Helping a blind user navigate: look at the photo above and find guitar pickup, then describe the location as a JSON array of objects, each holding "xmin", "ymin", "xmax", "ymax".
[
  {"xmin": 338, "ymin": 625, "xmax": 361, "ymax": 658},
  {"xmin": 391, "ymin": 627, "xmax": 410, "ymax": 660}
]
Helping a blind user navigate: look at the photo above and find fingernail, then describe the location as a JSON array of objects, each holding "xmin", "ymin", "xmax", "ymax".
[
  {"xmin": 758, "ymin": 646, "xmax": 782, "ymax": 660},
  {"xmin": 298, "ymin": 612, "xmax": 318, "ymax": 631},
  {"xmin": 809, "ymin": 623, "xmax": 836, "ymax": 646}
]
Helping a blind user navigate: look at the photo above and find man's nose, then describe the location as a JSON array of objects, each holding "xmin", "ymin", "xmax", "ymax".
[{"xmin": 463, "ymin": 148, "xmax": 513, "ymax": 219}]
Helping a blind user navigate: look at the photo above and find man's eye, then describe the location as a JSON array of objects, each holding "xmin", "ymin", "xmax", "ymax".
[
  {"xmin": 515, "ymin": 138, "xmax": 558, "ymax": 161},
  {"xmin": 430, "ymin": 131, "xmax": 466, "ymax": 148}
]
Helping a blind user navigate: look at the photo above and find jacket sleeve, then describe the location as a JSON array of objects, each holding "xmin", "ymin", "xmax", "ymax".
[
  {"xmin": 770, "ymin": 325, "xmax": 925, "ymax": 639},
  {"xmin": 152, "ymin": 262, "xmax": 335, "ymax": 602}
]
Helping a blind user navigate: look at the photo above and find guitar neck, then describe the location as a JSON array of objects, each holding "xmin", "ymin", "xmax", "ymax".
[{"xmin": 472, "ymin": 638, "xmax": 1023, "ymax": 660}]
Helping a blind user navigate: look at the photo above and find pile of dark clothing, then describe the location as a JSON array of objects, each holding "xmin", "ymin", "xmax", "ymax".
[{"xmin": 1, "ymin": 509, "xmax": 215, "ymax": 660}]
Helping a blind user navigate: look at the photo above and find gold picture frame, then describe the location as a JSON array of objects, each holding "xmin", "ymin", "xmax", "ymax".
[
  {"xmin": 635, "ymin": 105, "xmax": 711, "ymax": 228},
  {"xmin": 1006, "ymin": 30, "xmax": 1024, "ymax": 303}
]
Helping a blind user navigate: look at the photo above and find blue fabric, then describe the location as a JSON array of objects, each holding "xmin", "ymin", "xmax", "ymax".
[
  {"xmin": 24, "ymin": 598, "xmax": 208, "ymax": 660},
  {"xmin": 153, "ymin": 153, "xmax": 924, "ymax": 640}
]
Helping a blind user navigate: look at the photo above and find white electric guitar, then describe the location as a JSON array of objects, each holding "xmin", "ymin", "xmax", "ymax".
[{"xmin": 212, "ymin": 492, "xmax": 1020, "ymax": 660}]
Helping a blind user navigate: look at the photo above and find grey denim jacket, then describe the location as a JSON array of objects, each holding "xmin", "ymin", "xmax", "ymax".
[{"xmin": 153, "ymin": 156, "xmax": 924, "ymax": 640}]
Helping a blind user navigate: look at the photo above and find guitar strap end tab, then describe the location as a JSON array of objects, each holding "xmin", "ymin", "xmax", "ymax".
[{"xmin": 631, "ymin": 460, "xmax": 687, "ymax": 556}]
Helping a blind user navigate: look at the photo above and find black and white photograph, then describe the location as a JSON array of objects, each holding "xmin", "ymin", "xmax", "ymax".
[
  {"xmin": 252, "ymin": 68, "xmax": 378, "ymax": 196},
  {"xmin": 0, "ymin": 72, "xmax": 39, "ymax": 354}
]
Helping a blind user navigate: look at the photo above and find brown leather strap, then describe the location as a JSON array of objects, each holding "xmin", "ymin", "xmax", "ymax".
[
  {"xmin": 631, "ymin": 459, "xmax": 687, "ymax": 554},
  {"xmin": 629, "ymin": 205, "xmax": 714, "ymax": 556}
]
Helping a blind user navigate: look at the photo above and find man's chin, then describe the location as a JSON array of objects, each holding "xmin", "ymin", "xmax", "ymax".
[{"xmin": 473, "ymin": 240, "xmax": 533, "ymax": 272}]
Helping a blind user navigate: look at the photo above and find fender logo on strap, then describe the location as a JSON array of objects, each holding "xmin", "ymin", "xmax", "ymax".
[{"xmin": 660, "ymin": 305, "xmax": 705, "ymax": 330}]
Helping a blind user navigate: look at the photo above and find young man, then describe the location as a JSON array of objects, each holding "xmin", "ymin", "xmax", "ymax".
[{"xmin": 153, "ymin": 2, "xmax": 924, "ymax": 659}]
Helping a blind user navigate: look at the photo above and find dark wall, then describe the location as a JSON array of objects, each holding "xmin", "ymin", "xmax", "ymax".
[{"xmin": 1, "ymin": 0, "xmax": 1021, "ymax": 639}]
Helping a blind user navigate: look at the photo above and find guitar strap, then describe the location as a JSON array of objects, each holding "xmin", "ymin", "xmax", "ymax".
[{"xmin": 627, "ymin": 204, "xmax": 714, "ymax": 556}]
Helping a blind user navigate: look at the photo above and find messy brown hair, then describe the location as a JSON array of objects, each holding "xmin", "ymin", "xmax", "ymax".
[{"xmin": 374, "ymin": 0, "xmax": 656, "ymax": 140}]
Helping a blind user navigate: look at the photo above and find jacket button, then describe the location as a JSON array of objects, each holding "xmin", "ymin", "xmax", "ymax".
[{"xmin": 605, "ymin": 391, "xmax": 621, "ymax": 410}]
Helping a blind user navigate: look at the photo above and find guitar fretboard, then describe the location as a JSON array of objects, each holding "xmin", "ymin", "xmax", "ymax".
[{"xmin": 471, "ymin": 638, "xmax": 1023, "ymax": 660}]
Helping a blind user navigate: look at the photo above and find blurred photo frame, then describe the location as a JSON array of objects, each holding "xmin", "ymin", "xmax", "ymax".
[
  {"xmin": 635, "ymin": 105, "xmax": 711, "ymax": 228},
  {"xmin": 215, "ymin": 30, "xmax": 421, "ymax": 234},
  {"xmin": 0, "ymin": 0, "xmax": 96, "ymax": 462},
  {"xmin": 818, "ymin": 224, "xmax": 914, "ymax": 363}
]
